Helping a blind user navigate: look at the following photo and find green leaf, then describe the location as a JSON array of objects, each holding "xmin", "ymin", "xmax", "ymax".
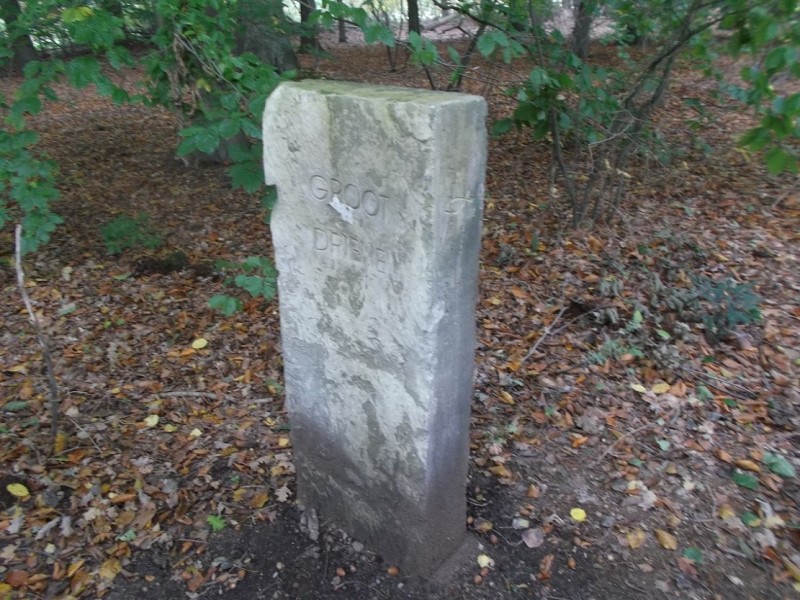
[
  {"xmin": 241, "ymin": 256, "xmax": 272, "ymax": 271},
  {"xmin": 8, "ymin": 129, "xmax": 38, "ymax": 148},
  {"xmin": 219, "ymin": 93, "xmax": 239, "ymax": 112},
  {"xmin": 764, "ymin": 46, "xmax": 791, "ymax": 72},
  {"xmin": 696, "ymin": 385, "xmax": 713, "ymax": 401},
  {"xmin": 9, "ymin": 96, "xmax": 43, "ymax": 122},
  {"xmin": 235, "ymin": 275, "xmax": 266, "ymax": 297},
  {"xmin": 95, "ymin": 78, "xmax": 130, "ymax": 104},
  {"xmin": 22, "ymin": 210, "xmax": 63, "ymax": 253},
  {"xmin": 68, "ymin": 9, "xmax": 124, "ymax": 48},
  {"xmin": 241, "ymin": 118, "xmax": 262, "ymax": 139},
  {"xmin": 106, "ymin": 46, "xmax": 134, "ymax": 70},
  {"xmin": 477, "ymin": 33, "xmax": 496, "ymax": 57},
  {"xmin": 315, "ymin": 11, "xmax": 334, "ymax": 28},
  {"xmin": 765, "ymin": 146, "xmax": 789, "ymax": 174},
  {"xmin": 229, "ymin": 160, "xmax": 263, "ymax": 193},
  {"xmin": 2, "ymin": 401, "xmax": 29, "ymax": 412},
  {"xmin": 682, "ymin": 547, "xmax": 703, "ymax": 563},
  {"xmin": 363, "ymin": 24, "xmax": 394, "ymax": 46},
  {"xmin": 447, "ymin": 46, "xmax": 461, "ymax": 64},
  {"xmin": 377, "ymin": 26, "xmax": 395, "ymax": 47},
  {"xmin": 65, "ymin": 56, "xmax": 101, "ymax": 89},
  {"xmin": 62, "ymin": 6, "xmax": 94, "ymax": 23},
  {"xmin": 208, "ymin": 294, "xmax": 242, "ymax": 316},
  {"xmin": 741, "ymin": 512, "xmax": 760, "ymax": 526},
  {"xmin": 100, "ymin": 213, "xmax": 162, "ymax": 254},
  {"xmin": 216, "ymin": 118, "xmax": 240, "ymax": 139},
  {"xmin": 513, "ymin": 102, "xmax": 539, "ymax": 125},
  {"xmin": 261, "ymin": 186, "xmax": 277, "ymax": 217},
  {"xmin": 206, "ymin": 515, "xmax": 226, "ymax": 532},
  {"xmin": 111, "ymin": 87, "xmax": 131, "ymax": 105},
  {"xmin": 356, "ymin": 6, "xmax": 373, "ymax": 24},
  {"xmin": 656, "ymin": 440, "xmax": 671, "ymax": 451},
  {"xmin": 177, "ymin": 128, "xmax": 219, "ymax": 156},
  {"xmin": 42, "ymin": 85, "xmax": 58, "ymax": 102},
  {"xmin": 732, "ymin": 470, "xmax": 759, "ymax": 490},
  {"xmin": 491, "ymin": 118, "xmax": 513, "ymax": 137},
  {"xmin": 407, "ymin": 31, "xmax": 423, "ymax": 52},
  {"xmin": 227, "ymin": 143, "xmax": 257, "ymax": 163},
  {"xmin": 740, "ymin": 126, "xmax": 769, "ymax": 150},
  {"xmin": 763, "ymin": 453, "xmax": 796, "ymax": 478},
  {"xmin": 656, "ymin": 329, "xmax": 671, "ymax": 340}
]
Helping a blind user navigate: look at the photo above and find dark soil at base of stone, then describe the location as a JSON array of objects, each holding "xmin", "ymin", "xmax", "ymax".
[{"xmin": 106, "ymin": 473, "xmax": 784, "ymax": 600}]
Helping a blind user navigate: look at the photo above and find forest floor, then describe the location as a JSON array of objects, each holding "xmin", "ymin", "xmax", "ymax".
[{"xmin": 1, "ymin": 34, "xmax": 799, "ymax": 600}]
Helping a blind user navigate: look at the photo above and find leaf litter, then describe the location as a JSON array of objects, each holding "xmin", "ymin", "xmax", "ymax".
[{"xmin": 0, "ymin": 39, "xmax": 798, "ymax": 600}]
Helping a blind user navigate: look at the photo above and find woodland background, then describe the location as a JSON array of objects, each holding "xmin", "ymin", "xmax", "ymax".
[{"xmin": 0, "ymin": 0, "xmax": 798, "ymax": 598}]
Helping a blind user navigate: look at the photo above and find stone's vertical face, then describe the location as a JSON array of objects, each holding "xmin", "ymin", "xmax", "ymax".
[{"xmin": 263, "ymin": 81, "xmax": 486, "ymax": 575}]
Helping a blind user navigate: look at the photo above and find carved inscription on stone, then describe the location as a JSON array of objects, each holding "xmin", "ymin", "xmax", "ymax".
[
  {"xmin": 309, "ymin": 174, "xmax": 387, "ymax": 222},
  {"xmin": 312, "ymin": 227, "xmax": 388, "ymax": 273},
  {"xmin": 304, "ymin": 173, "xmax": 391, "ymax": 273}
]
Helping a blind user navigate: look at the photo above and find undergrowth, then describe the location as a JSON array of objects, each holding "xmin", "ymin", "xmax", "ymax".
[{"xmin": 585, "ymin": 232, "xmax": 762, "ymax": 370}]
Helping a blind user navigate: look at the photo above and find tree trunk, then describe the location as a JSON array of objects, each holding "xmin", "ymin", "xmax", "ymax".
[
  {"xmin": 0, "ymin": 0, "xmax": 37, "ymax": 71},
  {"xmin": 235, "ymin": 0, "xmax": 298, "ymax": 73},
  {"xmin": 100, "ymin": 0, "xmax": 123, "ymax": 18},
  {"xmin": 407, "ymin": 0, "xmax": 421, "ymax": 35},
  {"xmin": 338, "ymin": 18, "xmax": 347, "ymax": 43},
  {"xmin": 299, "ymin": 0, "xmax": 321, "ymax": 53},
  {"xmin": 571, "ymin": 0, "xmax": 593, "ymax": 60}
]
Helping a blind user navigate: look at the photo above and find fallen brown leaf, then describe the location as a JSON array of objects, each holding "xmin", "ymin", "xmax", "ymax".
[
  {"xmin": 538, "ymin": 554, "xmax": 554, "ymax": 580},
  {"xmin": 655, "ymin": 529, "xmax": 678, "ymax": 550},
  {"xmin": 627, "ymin": 529, "xmax": 647, "ymax": 549},
  {"xmin": 4, "ymin": 570, "xmax": 28, "ymax": 588},
  {"xmin": 735, "ymin": 459, "xmax": 761, "ymax": 472}
]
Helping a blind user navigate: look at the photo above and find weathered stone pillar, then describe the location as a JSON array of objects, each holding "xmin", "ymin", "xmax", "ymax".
[{"xmin": 263, "ymin": 81, "xmax": 486, "ymax": 575}]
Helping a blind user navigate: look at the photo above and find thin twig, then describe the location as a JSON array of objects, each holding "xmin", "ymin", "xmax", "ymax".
[
  {"xmin": 625, "ymin": 579, "xmax": 649, "ymax": 594},
  {"xmin": 589, "ymin": 422, "xmax": 655, "ymax": 467},
  {"xmin": 521, "ymin": 304, "xmax": 568, "ymax": 364},
  {"xmin": 15, "ymin": 225, "xmax": 60, "ymax": 451},
  {"xmin": 160, "ymin": 391, "xmax": 276, "ymax": 404},
  {"xmin": 547, "ymin": 303, "xmax": 618, "ymax": 337},
  {"xmin": 589, "ymin": 407, "xmax": 679, "ymax": 468},
  {"xmin": 718, "ymin": 546, "xmax": 749, "ymax": 559},
  {"xmin": 161, "ymin": 391, "xmax": 220, "ymax": 400},
  {"xmin": 65, "ymin": 416, "xmax": 102, "ymax": 453},
  {"xmin": 769, "ymin": 191, "xmax": 791, "ymax": 209},
  {"xmin": 676, "ymin": 366, "xmax": 758, "ymax": 400},
  {"xmin": 487, "ymin": 527, "xmax": 522, "ymax": 546}
]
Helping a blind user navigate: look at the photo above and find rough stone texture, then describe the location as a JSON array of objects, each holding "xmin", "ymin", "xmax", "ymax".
[{"xmin": 263, "ymin": 81, "xmax": 486, "ymax": 575}]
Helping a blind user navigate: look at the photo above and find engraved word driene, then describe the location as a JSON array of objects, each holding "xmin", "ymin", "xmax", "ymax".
[
  {"xmin": 309, "ymin": 174, "xmax": 387, "ymax": 220},
  {"xmin": 313, "ymin": 226, "xmax": 388, "ymax": 274}
]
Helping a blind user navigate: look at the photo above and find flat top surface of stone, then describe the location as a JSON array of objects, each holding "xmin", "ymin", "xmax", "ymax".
[{"xmin": 286, "ymin": 79, "xmax": 483, "ymax": 105}]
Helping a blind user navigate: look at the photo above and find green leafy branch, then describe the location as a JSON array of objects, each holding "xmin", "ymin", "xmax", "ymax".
[{"xmin": 209, "ymin": 256, "xmax": 277, "ymax": 316}]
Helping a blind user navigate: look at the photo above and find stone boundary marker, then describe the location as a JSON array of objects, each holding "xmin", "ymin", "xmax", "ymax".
[{"xmin": 263, "ymin": 80, "xmax": 486, "ymax": 575}]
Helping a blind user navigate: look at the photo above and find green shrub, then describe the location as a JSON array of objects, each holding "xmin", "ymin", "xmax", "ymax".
[
  {"xmin": 690, "ymin": 276, "xmax": 762, "ymax": 343},
  {"xmin": 209, "ymin": 255, "xmax": 276, "ymax": 316},
  {"xmin": 100, "ymin": 213, "xmax": 162, "ymax": 255}
]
